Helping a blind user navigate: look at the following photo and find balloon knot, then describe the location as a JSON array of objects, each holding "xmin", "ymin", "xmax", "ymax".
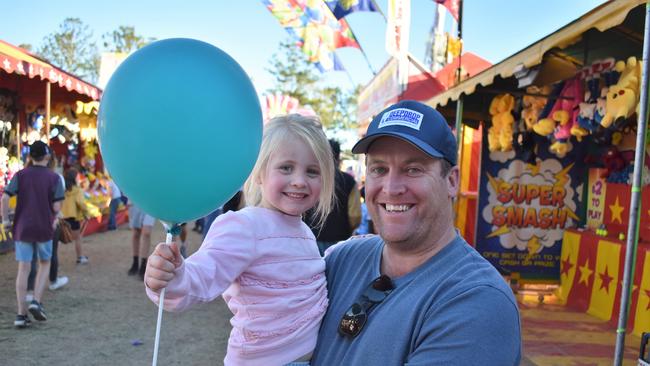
[{"xmin": 167, "ymin": 224, "xmax": 182, "ymax": 236}]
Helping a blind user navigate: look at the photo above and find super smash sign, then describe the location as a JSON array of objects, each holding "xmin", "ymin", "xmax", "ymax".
[
  {"xmin": 476, "ymin": 145, "xmax": 584, "ymax": 280},
  {"xmin": 489, "ymin": 166, "xmax": 575, "ymax": 231}
]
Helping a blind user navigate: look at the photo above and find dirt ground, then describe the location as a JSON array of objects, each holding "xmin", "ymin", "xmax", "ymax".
[{"xmin": 0, "ymin": 222, "xmax": 232, "ymax": 366}]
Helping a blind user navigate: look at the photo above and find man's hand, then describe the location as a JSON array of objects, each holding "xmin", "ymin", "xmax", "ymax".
[{"xmin": 144, "ymin": 242, "xmax": 183, "ymax": 291}]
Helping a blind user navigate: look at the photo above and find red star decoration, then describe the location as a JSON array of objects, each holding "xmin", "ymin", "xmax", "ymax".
[
  {"xmin": 599, "ymin": 265, "xmax": 614, "ymax": 294},
  {"xmin": 560, "ymin": 256, "xmax": 573, "ymax": 277},
  {"xmin": 646, "ymin": 290, "xmax": 650, "ymax": 311}
]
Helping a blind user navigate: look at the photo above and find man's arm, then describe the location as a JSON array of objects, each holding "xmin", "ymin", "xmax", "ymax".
[
  {"xmin": 1, "ymin": 193, "xmax": 10, "ymax": 226},
  {"xmin": 51, "ymin": 178, "xmax": 65, "ymax": 227},
  {"xmin": 2, "ymin": 174, "xmax": 18, "ymax": 226},
  {"xmin": 52, "ymin": 201, "xmax": 62, "ymax": 215}
]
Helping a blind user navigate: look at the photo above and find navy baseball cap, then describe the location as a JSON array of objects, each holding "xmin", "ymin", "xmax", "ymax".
[{"xmin": 352, "ymin": 100, "xmax": 457, "ymax": 165}]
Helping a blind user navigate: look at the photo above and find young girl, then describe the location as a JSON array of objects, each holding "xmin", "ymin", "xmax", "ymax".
[
  {"xmin": 61, "ymin": 168, "xmax": 92, "ymax": 264},
  {"xmin": 144, "ymin": 114, "xmax": 334, "ymax": 366}
]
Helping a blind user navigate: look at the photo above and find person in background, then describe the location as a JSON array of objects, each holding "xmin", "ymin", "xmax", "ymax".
[
  {"xmin": 2, "ymin": 141, "xmax": 65, "ymax": 328},
  {"xmin": 144, "ymin": 114, "xmax": 334, "ymax": 365},
  {"xmin": 49, "ymin": 156, "xmax": 68, "ymax": 290},
  {"xmin": 199, "ymin": 190, "xmax": 242, "ymax": 240},
  {"xmin": 106, "ymin": 176, "xmax": 122, "ymax": 230},
  {"xmin": 27, "ymin": 156, "xmax": 69, "ymax": 295},
  {"xmin": 61, "ymin": 168, "xmax": 92, "ymax": 264},
  {"xmin": 127, "ymin": 203, "xmax": 155, "ymax": 279},
  {"xmin": 353, "ymin": 185, "xmax": 374, "ymax": 235},
  {"xmin": 200, "ymin": 207, "xmax": 222, "ymax": 240},
  {"xmin": 305, "ymin": 139, "xmax": 361, "ymax": 255},
  {"xmin": 311, "ymin": 101, "xmax": 521, "ymax": 365},
  {"xmin": 176, "ymin": 223, "xmax": 189, "ymax": 258},
  {"xmin": 192, "ymin": 218, "xmax": 203, "ymax": 233}
]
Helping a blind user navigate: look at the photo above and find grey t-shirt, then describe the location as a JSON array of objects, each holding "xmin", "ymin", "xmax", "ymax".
[
  {"xmin": 312, "ymin": 234, "xmax": 521, "ymax": 365},
  {"xmin": 4, "ymin": 165, "xmax": 65, "ymax": 242}
]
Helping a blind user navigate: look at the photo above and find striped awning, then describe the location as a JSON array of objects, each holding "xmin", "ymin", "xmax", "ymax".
[
  {"xmin": 425, "ymin": 0, "xmax": 644, "ymax": 108},
  {"xmin": 0, "ymin": 40, "xmax": 101, "ymax": 100}
]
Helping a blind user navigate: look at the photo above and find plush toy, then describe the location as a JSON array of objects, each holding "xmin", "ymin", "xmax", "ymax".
[
  {"xmin": 531, "ymin": 77, "xmax": 583, "ymax": 157},
  {"xmin": 577, "ymin": 58, "xmax": 616, "ymax": 134},
  {"xmin": 601, "ymin": 146, "xmax": 626, "ymax": 179},
  {"xmin": 488, "ymin": 94, "xmax": 515, "ymax": 152},
  {"xmin": 549, "ymin": 111, "xmax": 572, "ymax": 156},
  {"xmin": 600, "ymin": 56, "xmax": 642, "ymax": 128},
  {"xmin": 594, "ymin": 87, "xmax": 608, "ymax": 125},
  {"xmin": 521, "ymin": 86, "xmax": 549, "ymax": 130}
]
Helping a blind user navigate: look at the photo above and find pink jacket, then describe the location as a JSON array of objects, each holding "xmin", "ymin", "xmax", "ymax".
[{"xmin": 146, "ymin": 207, "xmax": 327, "ymax": 365}]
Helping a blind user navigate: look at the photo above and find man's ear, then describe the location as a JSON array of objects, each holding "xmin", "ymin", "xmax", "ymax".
[{"xmin": 447, "ymin": 166, "xmax": 460, "ymax": 198}]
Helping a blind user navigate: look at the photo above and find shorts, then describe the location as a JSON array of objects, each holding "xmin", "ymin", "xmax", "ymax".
[
  {"xmin": 129, "ymin": 206, "xmax": 155, "ymax": 229},
  {"xmin": 64, "ymin": 218, "xmax": 81, "ymax": 230},
  {"xmin": 15, "ymin": 240, "xmax": 53, "ymax": 262}
]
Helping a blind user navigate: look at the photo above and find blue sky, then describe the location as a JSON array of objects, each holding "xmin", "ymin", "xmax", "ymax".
[{"xmin": 3, "ymin": 0, "xmax": 606, "ymax": 95}]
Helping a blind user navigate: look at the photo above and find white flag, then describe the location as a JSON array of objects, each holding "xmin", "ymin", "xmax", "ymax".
[{"xmin": 386, "ymin": 0, "xmax": 411, "ymax": 89}]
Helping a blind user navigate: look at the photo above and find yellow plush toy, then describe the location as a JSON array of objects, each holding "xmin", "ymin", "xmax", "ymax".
[
  {"xmin": 600, "ymin": 56, "xmax": 642, "ymax": 128},
  {"xmin": 488, "ymin": 94, "xmax": 515, "ymax": 152},
  {"xmin": 548, "ymin": 111, "xmax": 571, "ymax": 156},
  {"xmin": 521, "ymin": 86, "xmax": 549, "ymax": 130}
]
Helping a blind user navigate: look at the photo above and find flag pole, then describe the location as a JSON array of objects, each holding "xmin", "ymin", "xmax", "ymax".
[
  {"xmin": 613, "ymin": 1, "xmax": 650, "ymax": 364},
  {"xmin": 454, "ymin": 0, "xmax": 464, "ymax": 148},
  {"xmin": 322, "ymin": 4, "xmax": 377, "ymax": 77},
  {"xmin": 369, "ymin": 0, "xmax": 388, "ymax": 21},
  {"xmin": 347, "ymin": 26, "xmax": 377, "ymax": 76}
]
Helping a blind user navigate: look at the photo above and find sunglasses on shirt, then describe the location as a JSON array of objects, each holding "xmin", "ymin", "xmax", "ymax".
[{"xmin": 338, "ymin": 274, "xmax": 395, "ymax": 338}]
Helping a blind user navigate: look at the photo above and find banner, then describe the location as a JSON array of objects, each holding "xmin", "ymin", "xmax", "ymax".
[
  {"xmin": 325, "ymin": 0, "xmax": 379, "ymax": 19},
  {"xmin": 98, "ymin": 52, "xmax": 128, "ymax": 90},
  {"xmin": 385, "ymin": 0, "xmax": 410, "ymax": 88},
  {"xmin": 433, "ymin": 0, "xmax": 460, "ymax": 21},
  {"xmin": 586, "ymin": 168, "xmax": 607, "ymax": 229},
  {"xmin": 262, "ymin": 0, "xmax": 359, "ymax": 72},
  {"xmin": 476, "ymin": 132, "xmax": 588, "ymax": 280}
]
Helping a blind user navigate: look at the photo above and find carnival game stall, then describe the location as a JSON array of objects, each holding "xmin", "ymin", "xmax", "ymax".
[
  {"xmin": 0, "ymin": 40, "xmax": 125, "ymax": 251},
  {"xmin": 425, "ymin": 0, "xmax": 650, "ymax": 336}
]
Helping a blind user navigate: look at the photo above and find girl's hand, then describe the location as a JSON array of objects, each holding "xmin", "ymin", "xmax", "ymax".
[{"xmin": 144, "ymin": 242, "xmax": 183, "ymax": 291}]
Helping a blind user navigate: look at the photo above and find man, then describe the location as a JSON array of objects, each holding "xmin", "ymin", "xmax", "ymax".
[
  {"xmin": 106, "ymin": 176, "xmax": 122, "ymax": 230},
  {"xmin": 127, "ymin": 203, "xmax": 155, "ymax": 279},
  {"xmin": 2, "ymin": 141, "xmax": 65, "ymax": 328},
  {"xmin": 312, "ymin": 101, "xmax": 521, "ymax": 365},
  {"xmin": 306, "ymin": 139, "xmax": 361, "ymax": 255}
]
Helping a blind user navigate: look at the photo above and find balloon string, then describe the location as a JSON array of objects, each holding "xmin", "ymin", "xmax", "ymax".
[{"xmin": 152, "ymin": 229, "xmax": 175, "ymax": 366}]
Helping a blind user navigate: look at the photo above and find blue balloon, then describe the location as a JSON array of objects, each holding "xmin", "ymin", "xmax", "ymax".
[{"xmin": 98, "ymin": 38, "xmax": 262, "ymax": 223}]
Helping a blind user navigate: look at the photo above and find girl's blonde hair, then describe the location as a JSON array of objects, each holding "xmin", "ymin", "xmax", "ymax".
[{"xmin": 244, "ymin": 114, "xmax": 334, "ymax": 227}]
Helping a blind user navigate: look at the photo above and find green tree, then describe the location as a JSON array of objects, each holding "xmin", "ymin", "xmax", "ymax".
[
  {"xmin": 266, "ymin": 39, "xmax": 359, "ymax": 130},
  {"xmin": 37, "ymin": 17, "xmax": 99, "ymax": 82},
  {"xmin": 17, "ymin": 44, "xmax": 33, "ymax": 52},
  {"xmin": 102, "ymin": 26, "xmax": 155, "ymax": 53},
  {"xmin": 266, "ymin": 39, "xmax": 321, "ymax": 108}
]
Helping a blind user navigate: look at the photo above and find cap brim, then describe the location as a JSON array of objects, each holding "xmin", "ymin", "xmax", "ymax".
[{"xmin": 352, "ymin": 132, "xmax": 450, "ymax": 163}]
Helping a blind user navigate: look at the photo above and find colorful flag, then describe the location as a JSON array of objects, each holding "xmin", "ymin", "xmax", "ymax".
[
  {"xmin": 385, "ymin": 0, "xmax": 410, "ymax": 58},
  {"xmin": 433, "ymin": 0, "xmax": 460, "ymax": 21},
  {"xmin": 325, "ymin": 0, "xmax": 379, "ymax": 19},
  {"xmin": 633, "ymin": 249, "xmax": 650, "ymax": 336},
  {"xmin": 385, "ymin": 0, "xmax": 410, "ymax": 88},
  {"xmin": 262, "ymin": 0, "xmax": 359, "ymax": 72},
  {"xmin": 587, "ymin": 239, "xmax": 621, "ymax": 321},
  {"xmin": 557, "ymin": 231, "xmax": 581, "ymax": 304}
]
